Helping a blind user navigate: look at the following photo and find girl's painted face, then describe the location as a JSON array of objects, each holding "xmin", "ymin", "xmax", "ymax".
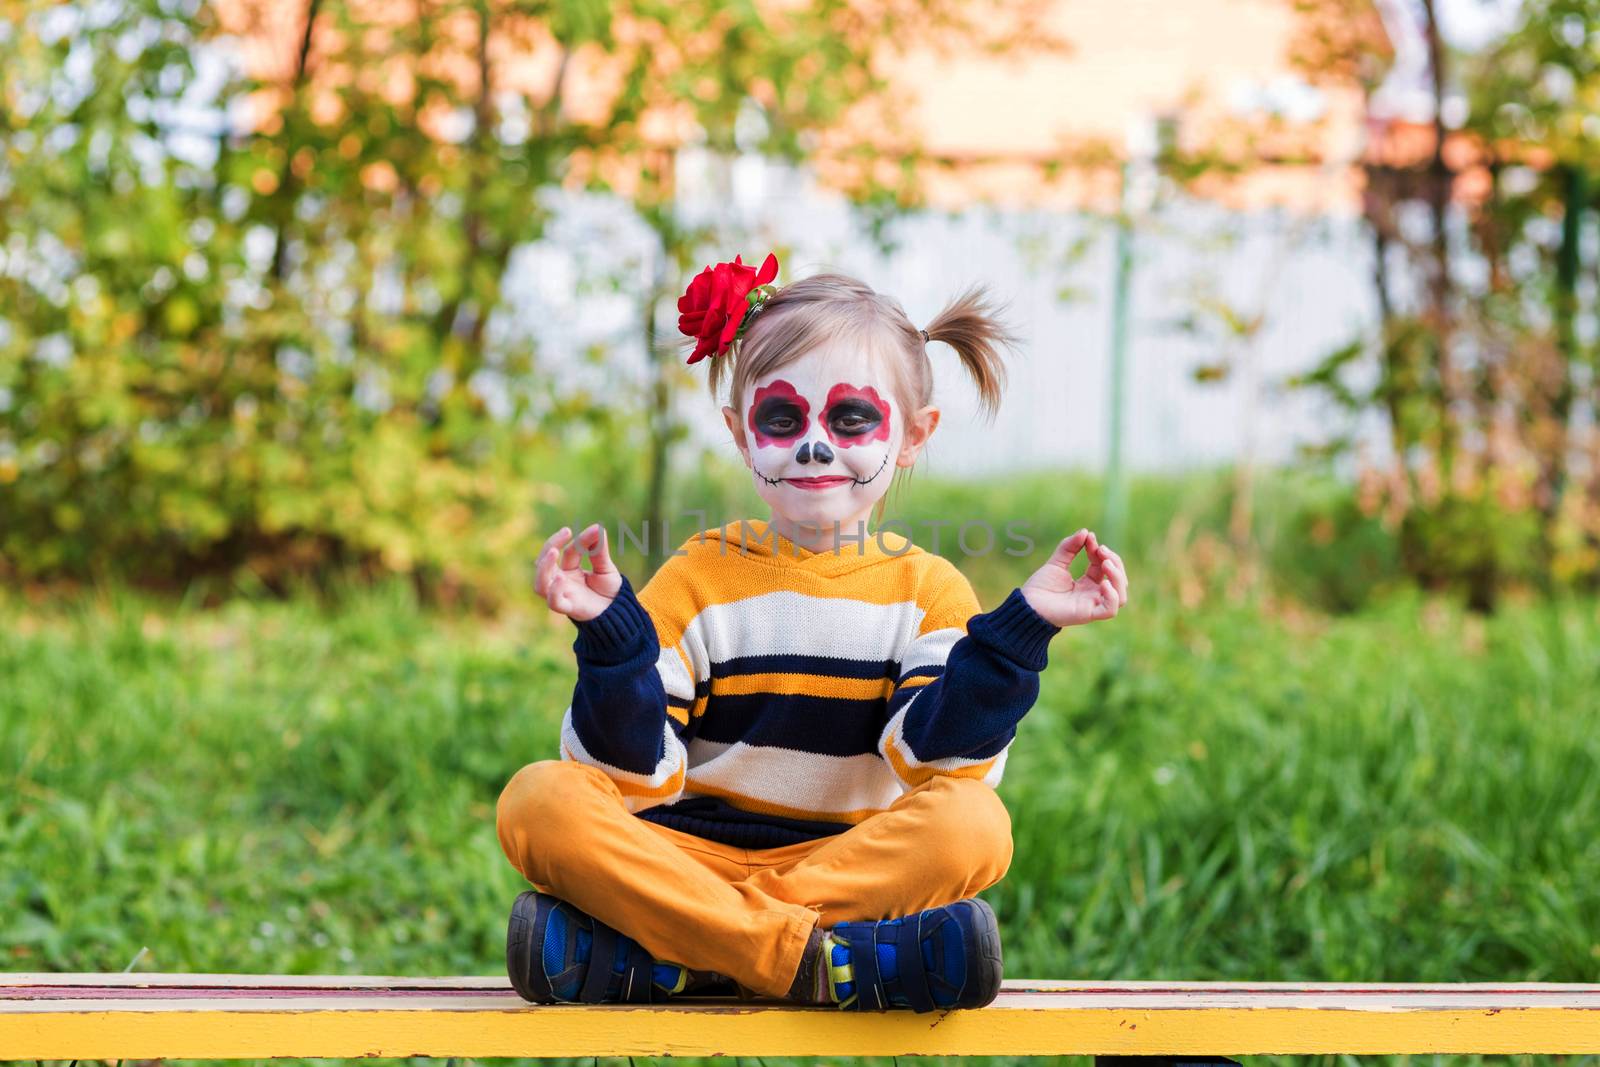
[{"xmin": 736, "ymin": 338, "xmax": 902, "ymax": 531}]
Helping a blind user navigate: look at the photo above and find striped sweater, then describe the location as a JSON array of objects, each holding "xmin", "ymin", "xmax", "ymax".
[{"xmin": 558, "ymin": 517, "xmax": 1062, "ymax": 849}]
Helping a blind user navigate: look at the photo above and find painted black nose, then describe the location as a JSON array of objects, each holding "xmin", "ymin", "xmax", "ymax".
[{"xmin": 796, "ymin": 441, "xmax": 836, "ymax": 465}]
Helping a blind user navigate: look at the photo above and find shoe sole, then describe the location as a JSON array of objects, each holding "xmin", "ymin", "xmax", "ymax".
[
  {"xmin": 957, "ymin": 896, "xmax": 1005, "ymax": 1009},
  {"xmin": 506, "ymin": 890, "xmax": 555, "ymax": 1003}
]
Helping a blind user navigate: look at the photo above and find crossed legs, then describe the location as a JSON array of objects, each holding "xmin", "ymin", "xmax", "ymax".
[{"xmin": 495, "ymin": 760, "xmax": 1013, "ymax": 998}]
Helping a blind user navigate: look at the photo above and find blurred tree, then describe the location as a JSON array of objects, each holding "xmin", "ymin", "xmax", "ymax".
[
  {"xmin": 0, "ymin": 0, "xmax": 1054, "ymax": 604},
  {"xmin": 1285, "ymin": 0, "xmax": 1600, "ymax": 608},
  {"xmin": 1460, "ymin": 0, "xmax": 1600, "ymax": 588}
]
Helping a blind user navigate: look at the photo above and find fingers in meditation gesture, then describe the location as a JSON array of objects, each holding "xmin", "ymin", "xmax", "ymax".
[
  {"xmin": 1020, "ymin": 528, "xmax": 1129, "ymax": 628},
  {"xmin": 535, "ymin": 523, "xmax": 621, "ymax": 622}
]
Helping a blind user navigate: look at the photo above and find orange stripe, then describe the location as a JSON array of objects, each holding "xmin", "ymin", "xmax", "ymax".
[
  {"xmin": 613, "ymin": 767, "xmax": 686, "ymax": 800},
  {"xmin": 882, "ymin": 728, "xmax": 997, "ymax": 788},
  {"xmin": 712, "ymin": 673, "xmax": 894, "ymax": 701},
  {"xmin": 637, "ymin": 537, "xmax": 972, "ymax": 648},
  {"xmin": 561, "ymin": 745, "xmax": 685, "ymax": 800},
  {"xmin": 915, "ymin": 573, "xmax": 983, "ymax": 635}
]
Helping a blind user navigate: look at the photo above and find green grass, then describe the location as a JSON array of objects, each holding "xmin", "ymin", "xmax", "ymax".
[{"xmin": 4, "ymin": 473, "xmax": 1600, "ymax": 1067}]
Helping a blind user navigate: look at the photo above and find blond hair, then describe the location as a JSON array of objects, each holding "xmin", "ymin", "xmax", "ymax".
[{"xmin": 696, "ymin": 270, "xmax": 1023, "ymax": 520}]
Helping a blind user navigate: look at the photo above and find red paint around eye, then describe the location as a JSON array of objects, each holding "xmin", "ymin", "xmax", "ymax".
[
  {"xmin": 823, "ymin": 383, "xmax": 891, "ymax": 447},
  {"xmin": 747, "ymin": 379, "xmax": 810, "ymax": 448}
]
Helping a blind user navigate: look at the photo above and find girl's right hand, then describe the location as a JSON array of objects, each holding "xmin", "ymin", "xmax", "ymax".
[{"xmin": 535, "ymin": 523, "xmax": 623, "ymax": 622}]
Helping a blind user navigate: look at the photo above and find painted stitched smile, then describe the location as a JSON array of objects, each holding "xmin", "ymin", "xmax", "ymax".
[{"xmin": 753, "ymin": 450, "xmax": 890, "ymax": 489}]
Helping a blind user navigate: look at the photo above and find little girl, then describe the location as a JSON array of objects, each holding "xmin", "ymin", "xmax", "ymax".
[{"xmin": 495, "ymin": 254, "xmax": 1129, "ymax": 1012}]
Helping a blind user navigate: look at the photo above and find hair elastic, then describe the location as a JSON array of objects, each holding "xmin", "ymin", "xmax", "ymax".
[{"xmin": 920, "ymin": 329, "xmax": 930, "ymax": 344}]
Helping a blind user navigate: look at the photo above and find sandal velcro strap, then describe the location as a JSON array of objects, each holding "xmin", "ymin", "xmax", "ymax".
[
  {"xmin": 837, "ymin": 924, "xmax": 887, "ymax": 1011},
  {"xmin": 579, "ymin": 920, "xmax": 620, "ymax": 1003},
  {"xmin": 817, "ymin": 899, "xmax": 1001, "ymax": 1014},
  {"xmin": 892, "ymin": 912, "xmax": 938, "ymax": 1013},
  {"xmin": 531, "ymin": 894, "xmax": 587, "ymax": 1002},
  {"xmin": 620, "ymin": 940, "xmax": 658, "ymax": 1003},
  {"xmin": 549, "ymin": 898, "xmax": 586, "ymax": 999}
]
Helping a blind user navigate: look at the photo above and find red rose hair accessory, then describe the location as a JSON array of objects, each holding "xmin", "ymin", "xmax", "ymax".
[{"xmin": 676, "ymin": 252, "xmax": 780, "ymax": 365}]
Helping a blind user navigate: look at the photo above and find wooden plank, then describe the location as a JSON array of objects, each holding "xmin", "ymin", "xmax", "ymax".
[{"xmin": 4, "ymin": 974, "xmax": 1600, "ymax": 1059}]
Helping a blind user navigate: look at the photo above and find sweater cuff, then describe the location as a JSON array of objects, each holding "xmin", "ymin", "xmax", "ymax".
[
  {"xmin": 968, "ymin": 587, "xmax": 1060, "ymax": 671},
  {"xmin": 571, "ymin": 574, "xmax": 653, "ymax": 663}
]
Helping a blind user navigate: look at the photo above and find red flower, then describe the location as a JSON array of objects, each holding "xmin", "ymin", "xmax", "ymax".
[{"xmin": 676, "ymin": 252, "xmax": 780, "ymax": 364}]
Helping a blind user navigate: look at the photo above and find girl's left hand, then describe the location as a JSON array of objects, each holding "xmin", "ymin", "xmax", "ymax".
[{"xmin": 1020, "ymin": 528, "xmax": 1129, "ymax": 628}]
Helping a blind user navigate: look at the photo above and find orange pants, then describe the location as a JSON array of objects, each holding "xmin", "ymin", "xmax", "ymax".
[{"xmin": 494, "ymin": 760, "xmax": 1014, "ymax": 998}]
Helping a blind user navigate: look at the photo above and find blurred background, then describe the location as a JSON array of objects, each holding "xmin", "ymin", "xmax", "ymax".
[{"xmin": 3, "ymin": 1, "xmax": 1600, "ymax": 1063}]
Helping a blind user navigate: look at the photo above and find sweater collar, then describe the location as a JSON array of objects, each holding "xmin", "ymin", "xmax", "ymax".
[{"xmin": 695, "ymin": 517, "xmax": 914, "ymax": 576}]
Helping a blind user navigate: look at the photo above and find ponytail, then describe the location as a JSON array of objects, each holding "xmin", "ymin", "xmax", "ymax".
[{"xmin": 920, "ymin": 282, "xmax": 1022, "ymax": 421}]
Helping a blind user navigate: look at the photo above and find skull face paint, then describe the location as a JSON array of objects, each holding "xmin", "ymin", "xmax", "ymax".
[
  {"xmin": 746, "ymin": 380, "xmax": 811, "ymax": 448},
  {"xmin": 821, "ymin": 383, "xmax": 891, "ymax": 447},
  {"xmin": 736, "ymin": 338, "xmax": 902, "ymax": 534}
]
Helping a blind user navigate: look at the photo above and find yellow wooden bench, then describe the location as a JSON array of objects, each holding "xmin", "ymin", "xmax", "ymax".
[{"xmin": 5, "ymin": 973, "xmax": 1600, "ymax": 1060}]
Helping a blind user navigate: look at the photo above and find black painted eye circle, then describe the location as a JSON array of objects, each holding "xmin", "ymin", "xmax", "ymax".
[
  {"xmin": 827, "ymin": 401, "xmax": 881, "ymax": 436},
  {"xmin": 754, "ymin": 401, "xmax": 807, "ymax": 438}
]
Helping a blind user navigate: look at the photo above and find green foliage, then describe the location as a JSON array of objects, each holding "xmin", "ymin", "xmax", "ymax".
[
  {"xmin": 0, "ymin": 0, "xmax": 556, "ymax": 604},
  {"xmin": 1268, "ymin": 475, "xmax": 1403, "ymax": 613},
  {"xmin": 1395, "ymin": 483, "xmax": 1548, "ymax": 612},
  {"xmin": 0, "ymin": 0, "xmax": 1054, "ymax": 604},
  {"xmin": 1283, "ymin": 0, "xmax": 1600, "ymax": 603}
]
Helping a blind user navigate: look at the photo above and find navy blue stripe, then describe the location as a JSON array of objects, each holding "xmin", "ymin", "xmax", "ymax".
[
  {"xmin": 710, "ymin": 653, "xmax": 898, "ymax": 680},
  {"xmin": 693, "ymin": 692, "xmax": 886, "ymax": 757},
  {"xmin": 706, "ymin": 655, "xmax": 939, "ymax": 687},
  {"xmin": 637, "ymin": 796, "xmax": 849, "ymax": 848},
  {"xmin": 664, "ymin": 680, "xmax": 711, "ymax": 703}
]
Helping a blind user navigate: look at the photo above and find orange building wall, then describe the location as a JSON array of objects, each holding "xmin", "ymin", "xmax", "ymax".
[{"xmin": 219, "ymin": 0, "xmax": 1375, "ymax": 215}]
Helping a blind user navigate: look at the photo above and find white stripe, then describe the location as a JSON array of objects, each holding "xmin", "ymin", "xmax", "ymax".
[
  {"xmin": 682, "ymin": 590, "xmax": 925, "ymax": 667},
  {"xmin": 980, "ymin": 746, "xmax": 1009, "ymax": 787},
  {"xmin": 683, "ymin": 738, "xmax": 906, "ymax": 815},
  {"xmin": 654, "ymin": 644, "xmax": 695, "ymax": 702},
  {"xmin": 560, "ymin": 705, "xmax": 687, "ymax": 811},
  {"xmin": 899, "ymin": 626, "xmax": 965, "ymax": 675}
]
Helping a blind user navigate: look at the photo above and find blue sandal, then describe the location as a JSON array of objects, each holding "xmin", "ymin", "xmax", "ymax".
[
  {"xmin": 824, "ymin": 897, "xmax": 1003, "ymax": 1012},
  {"xmin": 506, "ymin": 890, "xmax": 688, "ymax": 1004}
]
